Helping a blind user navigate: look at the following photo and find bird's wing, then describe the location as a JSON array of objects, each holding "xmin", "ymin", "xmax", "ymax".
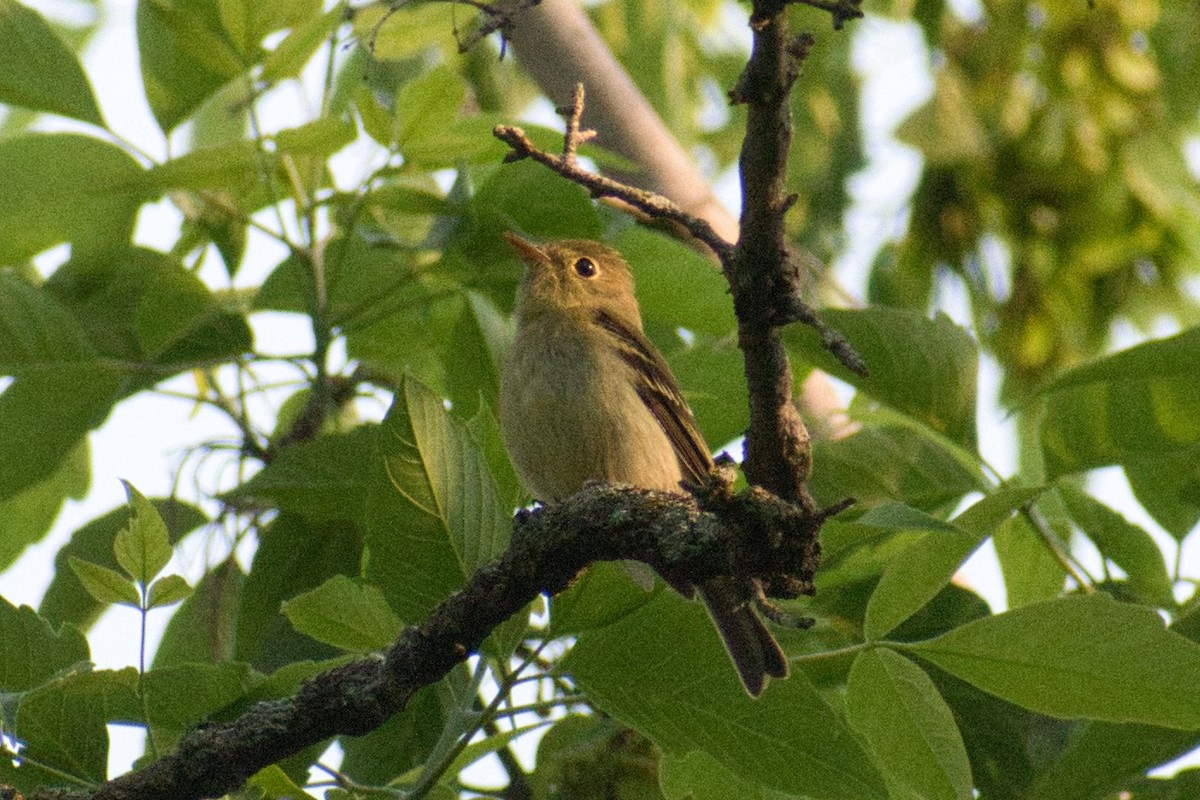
[{"xmin": 593, "ymin": 309, "xmax": 713, "ymax": 485}]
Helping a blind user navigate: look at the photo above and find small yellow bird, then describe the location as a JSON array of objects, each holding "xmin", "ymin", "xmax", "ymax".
[{"xmin": 499, "ymin": 233, "xmax": 788, "ymax": 696}]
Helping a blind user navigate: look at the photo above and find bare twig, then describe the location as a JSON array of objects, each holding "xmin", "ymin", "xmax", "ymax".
[{"xmin": 493, "ymin": 86, "xmax": 735, "ymax": 266}]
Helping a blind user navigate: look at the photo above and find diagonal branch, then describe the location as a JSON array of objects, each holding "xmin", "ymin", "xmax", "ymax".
[{"xmin": 39, "ymin": 482, "xmax": 832, "ymax": 800}]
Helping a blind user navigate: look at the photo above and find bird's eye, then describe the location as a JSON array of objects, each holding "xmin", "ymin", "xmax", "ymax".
[{"xmin": 573, "ymin": 257, "xmax": 597, "ymax": 278}]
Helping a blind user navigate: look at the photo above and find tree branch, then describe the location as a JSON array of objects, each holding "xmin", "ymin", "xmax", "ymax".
[{"xmin": 38, "ymin": 482, "xmax": 830, "ymax": 800}]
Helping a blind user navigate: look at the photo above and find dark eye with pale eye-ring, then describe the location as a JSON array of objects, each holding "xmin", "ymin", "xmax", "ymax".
[{"xmin": 573, "ymin": 257, "xmax": 597, "ymax": 278}]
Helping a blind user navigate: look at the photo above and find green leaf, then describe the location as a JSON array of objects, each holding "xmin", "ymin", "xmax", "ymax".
[
  {"xmin": 282, "ymin": 575, "xmax": 401, "ymax": 652},
  {"xmin": 227, "ymin": 427, "xmax": 379, "ymax": 521},
  {"xmin": 660, "ymin": 749, "xmax": 771, "ymax": 800},
  {"xmin": 113, "ymin": 481, "xmax": 174, "ymax": 584},
  {"xmin": 903, "ymin": 594, "xmax": 1200, "ymax": 728},
  {"xmin": 551, "ymin": 562, "xmax": 657, "ymax": 636},
  {"xmin": 1040, "ymin": 327, "xmax": 1200, "ymax": 477},
  {"xmin": 992, "ymin": 514, "xmax": 1067, "ymax": 608},
  {"xmin": 40, "ymin": 499, "xmax": 206, "ymax": 629},
  {"xmin": 260, "ymin": 6, "xmax": 342, "ymax": 83},
  {"xmin": 0, "ymin": 363, "xmax": 124, "ymax": 503},
  {"xmin": 68, "ymin": 557, "xmax": 140, "ymax": 608},
  {"xmin": 45, "ymin": 247, "xmax": 254, "ymax": 370},
  {"xmin": 380, "ymin": 375, "xmax": 510, "ymax": 579},
  {"xmin": 809, "ymin": 424, "xmax": 983, "ymax": 511},
  {"xmin": 1125, "ymin": 449, "xmax": 1200, "ymax": 540},
  {"xmin": 1058, "ymin": 484, "xmax": 1173, "ymax": 606},
  {"xmin": 0, "ymin": 597, "xmax": 89, "ymax": 693},
  {"xmin": 616, "ymin": 227, "xmax": 735, "ymax": 337},
  {"xmin": 0, "ymin": 270, "xmax": 93, "ymax": 369},
  {"xmin": 1027, "ymin": 719, "xmax": 1200, "ymax": 800},
  {"xmin": 247, "ymin": 765, "xmax": 319, "ymax": 800},
  {"xmin": 136, "ymin": 0, "xmax": 245, "ymax": 131},
  {"xmin": 787, "ymin": 307, "xmax": 979, "ymax": 448},
  {"xmin": 565, "ymin": 591, "xmax": 887, "ymax": 800},
  {"xmin": 142, "ymin": 662, "xmax": 255, "ymax": 750},
  {"xmin": 392, "ymin": 65, "xmax": 464, "ymax": 161},
  {"xmin": 152, "ymin": 558, "xmax": 243, "ymax": 668},
  {"xmin": 845, "ymin": 648, "xmax": 973, "ymax": 800},
  {"xmin": 864, "ymin": 489, "xmax": 1051, "ymax": 638},
  {"xmin": 0, "ymin": 0, "xmax": 102, "ymax": 124},
  {"xmin": 443, "ymin": 290, "xmax": 512, "ymax": 417},
  {"xmin": 0, "ymin": 134, "xmax": 144, "ymax": 262},
  {"xmin": 147, "ymin": 574, "xmax": 192, "ymax": 610},
  {"xmin": 13, "ymin": 668, "xmax": 140, "ymax": 789},
  {"xmin": 0, "ymin": 440, "xmax": 89, "ymax": 572},
  {"xmin": 235, "ymin": 514, "xmax": 361, "ymax": 672}
]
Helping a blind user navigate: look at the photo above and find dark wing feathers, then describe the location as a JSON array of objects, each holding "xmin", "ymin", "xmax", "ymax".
[{"xmin": 593, "ymin": 310, "xmax": 713, "ymax": 485}]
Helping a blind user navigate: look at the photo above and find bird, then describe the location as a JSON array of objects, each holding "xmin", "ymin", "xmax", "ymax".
[{"xmin": 498, "ymin": 232, "xmax": 788, "ymax": 696}]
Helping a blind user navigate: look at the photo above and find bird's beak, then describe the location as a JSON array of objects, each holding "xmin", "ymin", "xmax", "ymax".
[{"xmin": 503, "ymin": 233, "xmax": 550, "ymax": 270}]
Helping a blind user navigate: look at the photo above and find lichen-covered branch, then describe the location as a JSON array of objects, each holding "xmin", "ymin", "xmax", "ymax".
[{"xmin": 35, "ymin": 482, "xmax": 829, "ymax": 800}]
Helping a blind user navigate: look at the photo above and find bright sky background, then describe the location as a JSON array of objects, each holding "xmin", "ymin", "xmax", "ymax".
[{"xmin": 3, "ymin": 0, "xmax": 1198, "ymax": 787}]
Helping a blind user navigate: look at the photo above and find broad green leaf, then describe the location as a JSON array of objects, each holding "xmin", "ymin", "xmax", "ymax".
[
  {"xmin": 260, "ymin": 6, "xmax": 342, "ymax": 83},
  {"xmin": 45, "ymin": 247, "xmax": 253, "ymax": 370},
  {"xmin": 147, "ymin": 575, "xmax": 192, "ymax": 609},
  {"xmin": 787, "ymin": 307, "xmax": 978, "ymax": 448},
  {"xmin": 113, "ymin": 482, "xmax": 173, "ymax": 584},
  {"xmin": 903, "ymin": 594, "xmax": 1200, "ymax": 728},
  {"xmin": 0, "ymin": 440, "xmax": 89, "ymax": 572},
  {"xmin": 39, "ymin": 499, "xmax": 206, "ymax": 629},
  {"xmin": 248, "ymin": 765, "xmax": 319, "ymax": 800},
  {"xmin": 1040, "ymin": 327, "xmax": 1200, "ymax": 477},
  {"xmin": 393, "ymin": 66, "xmax": 464, "ymax": 159},
  {"xmin": 845, "ymin": 648, "xmax": 973, "ymax": 800},
  {"xmin": 272, "ymin": 115, "xmax": 355, "ymax": 157},
  {"xmin": 664, "ymin": 334, "xmax": 749, "ymax": 453},
  {"xmin": 142, "ymin": 662, "xmax": 255, "ymax": 750},
  {"xmin": 809, "ymin": 424, "xmax": 982, "ymax": 511},
  {"xmin": 227, "ymin": 427, "xmax": 379, "ymax": 522},
  {"xmin": 443, "ymin": 290, "xmax": 512, "ymax": 417},
  {"xmin": 68, "ymin": 557, "xmax": 139, "ymax": 608},
  {"xmin": 0, "ymin": 597, "xmax": 89, "ymax": 693},
  {"xmin": 864, "ymin": 489, "xmax": 1051, "ymax": 638},
  {"xmin": 463, "ymin": 159, "xmax": 603, "ymax": 252},
  {"xmin": 566, "ymin": 591, "xmax": 887, "ymax": 800},
  {"xmin": 235, "ymin": 513, "xmax": 361, "ymax": 672},
  {"xmin": 1058, "ymin": 483, "xmax": 1173, "ymax": 606},
  {"xmin": 857, "ymin": 501, "xmax": 963, "ymax": 535},
  {"xmin": 617, "ymin": 226, "xmax": 735, "ymax": 337},
  {"xmin": 551, "ymin": 562, "xmax": 657, "ymax": 637},
  {"xmin": 0, "ymin": 134, "xmax": 144, "ymax": 262},
  {"xmin": 13, "ymin": 668, "xmax": 140, "ymax": 789},
  {"xmin": 0, "ymin": 363, "xmax": 125, "ymax": 503},
  {"xmin": 142, "ymin": 139, "xmax": 262, "ymax": 192},
  {"xmin": 282, "ymin": 575, "xmax": 401, "ymax": 652},
  {"xmin": 0, "ymin": 0, "xmax": 102, "ymax": 124},
  {"xmin": 0, "ymin": 270, "xmax": 93, "ymax": 370},
  {"xmin": 152, "ymin": 558, "xmax": 243, "ymax": 668},
  {"xmin": 660, "ymin": 749, "xmax": 776, "ymax": 800},
  {"xmin": 465, "ymin": 401, "xmax": 525, "ymax": 511},
  {"xmin": 992, "ymin": 514, "xmax": 1067, "ymax": 608},
  {"xmin": 1027, "ymin": 719, "xmax": 1200, "ymax": 800},
  {"xmin": 381, "ymin": 375, "xmax": 509, "ymax": 579},
  {"xmin": 215, "ymin": 0, "xmax": 322, "ymax": 58},
  {"xmin": 1125, "ymin": 448, "xmax": 1200, "ymax": 541},
  {"xmin": 136, "ymin": 0, "xmax": 245, "ymax": 131}
]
